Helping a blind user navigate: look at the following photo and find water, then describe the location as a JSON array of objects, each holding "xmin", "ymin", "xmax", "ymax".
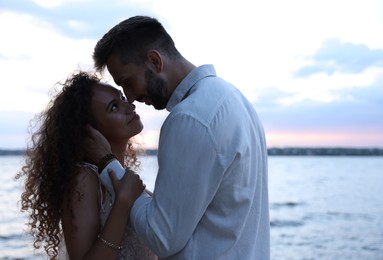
[
  {"xmin": 1, "ymin": 155, "xmax": 383, "ymax": 259},
  {"xmin": 268, "ymin": 156, "xmax": 383, "ymax": 260}
]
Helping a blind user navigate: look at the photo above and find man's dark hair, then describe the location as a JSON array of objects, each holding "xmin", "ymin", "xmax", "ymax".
[{"xmin": 93, "ymin": 16, "xmax": 180, "ymax": 71}]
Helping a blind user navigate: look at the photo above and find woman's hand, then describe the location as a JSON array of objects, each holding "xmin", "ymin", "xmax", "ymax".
[
  {"xmin": 84, "ymin": 125, "xmax": 112, "ymax": 164},
  {"xmin": 109, "ymin": 168, "xmax": 146, "ymax": 208}
]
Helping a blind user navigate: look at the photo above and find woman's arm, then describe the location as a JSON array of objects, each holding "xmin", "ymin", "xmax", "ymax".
[{"xmin": 62, "ymin": 167, "xmax": 145, "ymax": 260}]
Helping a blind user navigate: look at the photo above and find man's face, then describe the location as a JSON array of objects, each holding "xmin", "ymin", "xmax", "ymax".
[
  {"xmin": 143, "ymin": 67, "xmax": 168, "ymax": 110},
  {"xmin": 106, "ymin": 53, "xmax": 169, "ymax": 110}
]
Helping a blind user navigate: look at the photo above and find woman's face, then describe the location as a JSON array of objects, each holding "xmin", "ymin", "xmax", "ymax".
[{"xmin": 91, "ymin": 83, "xmax": 143, "ymax": 145}]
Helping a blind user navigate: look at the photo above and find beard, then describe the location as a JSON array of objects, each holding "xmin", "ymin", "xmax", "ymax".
[{"xmin": 145, "ymin": 68, "xmax": 169, "ymax": 110}]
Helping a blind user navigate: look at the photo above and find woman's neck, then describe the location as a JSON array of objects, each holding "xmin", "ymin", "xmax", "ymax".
[{"xmin": 110, "ymin": 143, "xmax": 127, "ymax": 166}]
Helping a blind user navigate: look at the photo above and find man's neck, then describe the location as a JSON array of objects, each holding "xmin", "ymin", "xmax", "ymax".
[{"xmin": 166, "ymin": 58, "xmax": 196, "ymax": 95}]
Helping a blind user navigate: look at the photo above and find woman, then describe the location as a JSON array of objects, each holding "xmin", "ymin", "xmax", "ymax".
[{"xmin": 15, "ymin": 71, "xmax": 156, "ymax": 259}]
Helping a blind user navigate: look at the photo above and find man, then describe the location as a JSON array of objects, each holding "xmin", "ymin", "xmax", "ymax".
[{"xmin": 90, "ymin": 15, "xmax": 270, "ymax": 259}]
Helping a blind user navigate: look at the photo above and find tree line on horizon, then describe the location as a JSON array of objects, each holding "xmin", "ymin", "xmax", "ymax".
[{"xmin": 1, "ymin": 147, "xmax": 383, "ymax": 156}]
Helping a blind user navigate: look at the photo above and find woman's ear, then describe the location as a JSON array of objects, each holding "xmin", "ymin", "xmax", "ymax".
[{"xmin": 146, "ymin": 49, "xmax": 163, "ymax": 73}]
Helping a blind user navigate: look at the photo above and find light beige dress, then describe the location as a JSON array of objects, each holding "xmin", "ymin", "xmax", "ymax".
[{"xmin": 59, "ymin": 163, "xmax": 156, "ymax": 259}]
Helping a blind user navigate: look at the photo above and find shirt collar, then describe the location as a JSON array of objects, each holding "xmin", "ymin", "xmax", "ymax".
[{"xmin": 166, "ymin": 64, "xmax": 216, "ymax": 111}]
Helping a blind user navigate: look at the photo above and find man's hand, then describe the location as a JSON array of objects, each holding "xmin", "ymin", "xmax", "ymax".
[
  {"xmin": 109, "ymin": 168, "xmax": 146, "ymax": 208},
  {"xmin": 84, "ymin": 125, "xmax": 112, "ymax": 164}
]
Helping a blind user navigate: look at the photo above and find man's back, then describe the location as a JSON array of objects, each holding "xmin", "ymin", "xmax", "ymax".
[{"xmin": 131, "ymin": 65, "xmax": 270, "ymax": 259}]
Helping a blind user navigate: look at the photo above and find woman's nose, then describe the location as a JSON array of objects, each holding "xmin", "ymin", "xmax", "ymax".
[{"xmin": 124, "ymin": 101, "xmax": 136, "ymax": 113}]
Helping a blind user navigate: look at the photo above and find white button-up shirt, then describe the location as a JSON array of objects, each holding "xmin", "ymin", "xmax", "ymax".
[{"xmin": 128, "ymin": 64, "xmax": 269, "ymax": 259}]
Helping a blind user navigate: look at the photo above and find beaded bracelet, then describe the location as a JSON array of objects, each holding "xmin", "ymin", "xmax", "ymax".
[
  {"xmin": 97, "ymin": 234, "xmax": 123, "ymax": 250},
  {"xmin": 97, "ymin": 153, "xmax": 117, "ymax": 173}
]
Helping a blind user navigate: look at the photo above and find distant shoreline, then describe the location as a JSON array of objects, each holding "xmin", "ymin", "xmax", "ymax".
[{"xmin": 1, "ymin": 148, "xmax": 383, "ymax": 156}]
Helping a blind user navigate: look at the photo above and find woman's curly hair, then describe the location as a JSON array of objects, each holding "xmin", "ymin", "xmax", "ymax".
[{"xmin": 15, "ymin": 71, "xmax": 140, "ymax": 258}]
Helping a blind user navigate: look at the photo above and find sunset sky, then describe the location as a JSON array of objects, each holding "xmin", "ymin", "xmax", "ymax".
[{"xmin": 1, "ymin": 0, "xmax": 382, "ymax": 149}]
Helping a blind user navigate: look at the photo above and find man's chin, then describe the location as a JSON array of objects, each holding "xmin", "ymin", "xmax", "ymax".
[
  {"xmin": 141, "ymin": 96, "xmax": 167, "ymax": 110},
  {"xmin": 153, "ymin": 105, "xmax": 166, "ymax": 110},
  {"xmin": 152, "ymin": 102, "xmax": 167, "ymax": 110}
]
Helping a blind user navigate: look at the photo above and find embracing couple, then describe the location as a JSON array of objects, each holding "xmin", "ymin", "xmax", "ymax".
[{"xmin": 17, "ymin": 16, "xmax": 270, "ymax": 260}]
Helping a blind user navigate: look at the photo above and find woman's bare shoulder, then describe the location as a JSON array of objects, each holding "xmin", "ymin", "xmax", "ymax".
[
  {"xmin": 66, "ymin": 164, "xmax": 101, "ymax": 204},
  {"xmin": 74, "ymin": 163, "xmax": 99, "ymax": 186}
]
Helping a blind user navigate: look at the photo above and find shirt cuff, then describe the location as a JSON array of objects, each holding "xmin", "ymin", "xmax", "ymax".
[{"xmin": 99, "ymin": 159, "xmax": 125, "ymax": 196}]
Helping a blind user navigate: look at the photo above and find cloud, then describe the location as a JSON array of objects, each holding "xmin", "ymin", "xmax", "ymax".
[
  {"xmin": 295, "ymin": 38, "xmax": 383, "ymax": 77},
  {"xmin": 1, "ymin": 0, "xmax": 383, "ymax": 148},
  {"xmin": 0, "ymin": 111, "xmax": 35, "ymax": 149},
  {"xmin": 0, "ymin": 0, "xmax": 157, "ymax": 39},
  {"xmin": 255, "ymin": 76, "xmax": 383, "ymax": 134}
]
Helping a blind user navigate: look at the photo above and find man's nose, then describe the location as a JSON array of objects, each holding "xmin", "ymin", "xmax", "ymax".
[
  {"xmin": 122, "ymin": 88, "xmax": 135, "ymax": 103},
  {"xmin": 127, "ymin": 96, "xmax": 135, "ymax": 103}
]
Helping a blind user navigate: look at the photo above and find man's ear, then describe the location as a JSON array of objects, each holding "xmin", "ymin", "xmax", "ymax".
[{"xmin": 146, "ymin": 49, "xmax": 163, "ymax": 73}]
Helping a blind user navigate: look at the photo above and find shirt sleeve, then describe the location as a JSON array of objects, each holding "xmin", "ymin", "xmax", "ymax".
[
  {"xmin": 99, "ymin": 159, "xmax": 125, "ymax": 200},
  {"xmin": 130, "ymin": 113, "xmax": 224, "ymax": 258}
]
